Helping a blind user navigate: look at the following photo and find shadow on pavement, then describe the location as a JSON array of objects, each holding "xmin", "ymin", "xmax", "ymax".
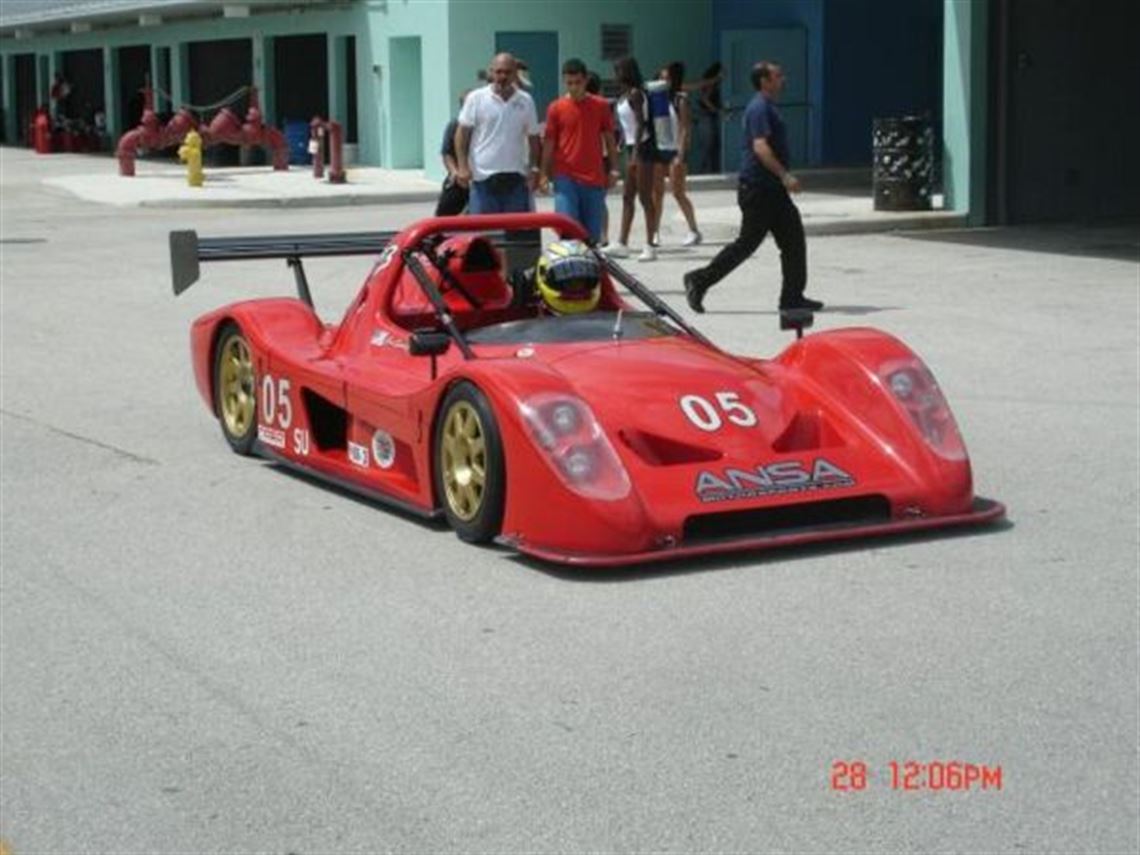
[
  {"xmin": 820, "ymin": 304, "xmax": 904, "ymax": 316},
  {"xmin": 648, "ymin": 294, "xmax": 902, "ymax": 318},
  {"xmin": 268, "ymin": 460, "xmax": 451, "ymax": 531},
  {"xmin": 894, "ymin": 222, "xmax": 1139, "ymax": 263}
]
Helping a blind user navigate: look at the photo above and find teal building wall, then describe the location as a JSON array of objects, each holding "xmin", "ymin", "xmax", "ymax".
[
  {"xmin": 1, "ymin": 4, "xmax": 368, "ymax": 153},
  {"xmin": 942, "ymin": 0, "xmax": 988, "ymax": 223},
  {"xmin": 2, "ymin": 0, "xmax": 992, "ymax": 218},
  {"xmin": 447, "ymin": 0, "xmax": 712, "ymax": 113},
  {"xmin": 1, "ymin": 0, "xmax": 711, "ymax": 179}
]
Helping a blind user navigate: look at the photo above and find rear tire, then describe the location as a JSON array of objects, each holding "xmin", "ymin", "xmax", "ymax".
[
  {"xmin": 213, "ymin": 322, "xmax": 257, "ymax": 455},
  {"xmin": 433, "ymin": 382, "xmax": 506, "ymax": 543}
]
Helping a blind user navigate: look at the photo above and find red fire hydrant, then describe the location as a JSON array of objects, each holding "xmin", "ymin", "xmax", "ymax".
[{"xmin": 33, "ymin": 109, "xmax": 52, "ymax": 154}]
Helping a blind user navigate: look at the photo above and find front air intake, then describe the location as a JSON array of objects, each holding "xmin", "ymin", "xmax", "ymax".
[{"xmin": 683, "ymin": 495, "xmax": 892, "ymax": 544}]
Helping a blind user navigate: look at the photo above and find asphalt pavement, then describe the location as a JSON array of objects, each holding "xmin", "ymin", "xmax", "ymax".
[{"xmin": 1, "ymin": 145, "xmax": 1137, "ymax": 854}]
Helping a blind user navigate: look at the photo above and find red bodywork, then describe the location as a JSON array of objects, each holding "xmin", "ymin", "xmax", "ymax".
[{"xmin": 188, "ymin": 212, "xmax": 1004, "ymax": 566}]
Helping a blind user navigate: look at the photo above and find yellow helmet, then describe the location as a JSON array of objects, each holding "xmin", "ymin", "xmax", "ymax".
[{"xmin": 535, "ymin": 240, "xmax": 601, "ymax": 315}]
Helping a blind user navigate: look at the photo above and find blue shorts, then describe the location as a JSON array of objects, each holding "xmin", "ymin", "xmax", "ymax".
[
  {"xmin": 469, "ymin": 173, "xmax": 532, "ymax": 214},
  {"xmin": 552, "ymin": 176, "xmax": 606, "ymax": 243}
]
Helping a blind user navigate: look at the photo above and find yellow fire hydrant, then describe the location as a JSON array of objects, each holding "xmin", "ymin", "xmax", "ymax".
[{"xmin": 178, "ymin": 130, "xmax": 204, "ymax": 187}]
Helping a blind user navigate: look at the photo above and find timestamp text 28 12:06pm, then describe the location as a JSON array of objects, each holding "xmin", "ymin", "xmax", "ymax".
[{"xmin": 831, "ymin": 761, "xmax": 1003, "ymax": 792}]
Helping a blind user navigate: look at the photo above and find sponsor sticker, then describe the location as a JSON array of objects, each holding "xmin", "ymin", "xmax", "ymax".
[
  {"xmin": 695, "ymin": 457, "xmax": 855, "ymax": 503},
  {"xmin": 257, "ymin": 424, "xmax": 286, "ymax": 449},
  {"xmin": 371, "ymin": 429, "xmax": 396, "ymax": 469},
  {"xmin": 370, "ymin": 329, "xmax": 408, "ymax": 349},
  {"xmin": 377, "ymin": 244, "xmax": 397, "ymax": 270},
  {"xmin": 348, "ymin": 441, "xmax": 370, "ymax": 468}
]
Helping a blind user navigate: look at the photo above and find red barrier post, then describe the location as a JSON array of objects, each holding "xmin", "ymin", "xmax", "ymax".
[{"xmin": 326, "ymin": 120, "xmax": 346, "ymax": 184}]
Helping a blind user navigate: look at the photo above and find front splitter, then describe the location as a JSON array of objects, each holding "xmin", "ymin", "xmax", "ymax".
[{"xmin": 499, "ymin": 497, "xmax": 1006, "ymax": 568}]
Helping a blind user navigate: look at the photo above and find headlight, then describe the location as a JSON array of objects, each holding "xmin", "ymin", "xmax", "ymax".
[
  {"xmin": 880, "ymin": 358, "xmax": 966, "ymax": 460},
  {"xmin": 562, "ymin": 446, "xmax": 595, "ymax": 481},
  {"xmin": 888, "ymin": 370, "xmax": 915, "ymax": 400},
  {"xmin": 519, "ymin": 393, "xmax": 631, "ymax": 500},
  {"xmin": 550, "ymin": 402, "xmax": 580, "ymax": 435}
]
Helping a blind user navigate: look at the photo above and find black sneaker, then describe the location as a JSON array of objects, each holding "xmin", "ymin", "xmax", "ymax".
[
  {"xmin": 684, "ymin": 271, "xmax": 708, "ymax": 313},
  {"xmin": 779, "ymin": 295, "xmax": 824, "ymax": 311}
]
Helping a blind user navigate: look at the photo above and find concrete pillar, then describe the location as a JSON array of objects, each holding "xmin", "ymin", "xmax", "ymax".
[
  {"xmin": 329, "ymin": 34, "xmax": 346, "ymax": 124},
  {"xmin": 2, "ymin": 54, "xmax": 15, "ymax": 143},
  {"xmin": 37, "ymin": 53, "xmax": 49, "ymax": 106},
  {"xmin": 252, "ymin": 32, "xmax": 270, "ymax": 120},
  {"xmin": 170, "ymin": 43, "xmax": 189, "ymax": 108},
  {"xmin": 261, "ymin": 36, "xmax": 277, "ymax": 125},
  {"xmin": 103, "ymin": 45, "xmax": 119, "ymax": 138},
  {"xmin": 150, "ymin": 44, "xmax": 163, "ymax": 110},
  {"xmin": 943, "ymin": 0, "xmax": 989, "ymax": 224}
]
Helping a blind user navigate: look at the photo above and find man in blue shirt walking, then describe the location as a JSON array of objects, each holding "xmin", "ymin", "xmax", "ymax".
[{"xmin": 683, "ymin": 61, "xmax": 823, "ymax": 314}]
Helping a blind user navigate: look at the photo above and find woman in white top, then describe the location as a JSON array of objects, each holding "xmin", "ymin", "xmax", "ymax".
[
  {"xmin": 651, "ymin": 62, "xmax": 701, "ymax": 247},
  {"xmin": 609, "ymin": 56, "xmax": 659, "ymax": 261}
]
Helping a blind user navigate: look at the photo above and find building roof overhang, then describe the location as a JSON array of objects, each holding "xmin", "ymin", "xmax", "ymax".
[{"xmin": 0, "ymin": 1, "xmax": 341, "ymax": 39}]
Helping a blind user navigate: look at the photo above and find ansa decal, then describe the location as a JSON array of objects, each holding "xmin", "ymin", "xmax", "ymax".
[{"xmin": 695, "ymin": 458, "xmax": 855, "ymax": 503}]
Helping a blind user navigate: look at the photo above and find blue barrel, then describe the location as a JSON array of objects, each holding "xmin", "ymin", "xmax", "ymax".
[
  {"xmin": 284, "ymin": 120, "xmax": 310, "ymax": 166},
  {"xmin": 646, "ymin": 80, "xmax": 675, "ymax": 150}
]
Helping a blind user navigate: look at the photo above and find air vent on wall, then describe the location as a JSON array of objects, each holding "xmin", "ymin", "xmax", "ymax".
[{"xmin": 600, "ymin": 24, "xmax": 632, "ymax": 61}]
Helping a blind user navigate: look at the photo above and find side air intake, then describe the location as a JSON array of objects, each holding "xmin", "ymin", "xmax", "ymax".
[{"xmin": 683, "ymin": 495, "xmax": 892, "ymax": 544}]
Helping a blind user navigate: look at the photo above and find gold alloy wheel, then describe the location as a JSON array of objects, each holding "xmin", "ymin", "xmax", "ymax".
[
  {"xmin": 440, "ymin": 400, "xmax": 487, "ymax": 521},
  {"xmin": 219, "ymin": 334, "xmax": 255, "ymax": 438}
]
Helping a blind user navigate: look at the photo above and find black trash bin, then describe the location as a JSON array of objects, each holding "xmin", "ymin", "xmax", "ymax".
[{"xmin": 872, "ymin": 115, "xmax": 934, "ymax": 211}]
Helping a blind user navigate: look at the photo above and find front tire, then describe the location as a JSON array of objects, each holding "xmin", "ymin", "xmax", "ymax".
[
  {"xmin": 213, "ymin": 322, "xmax": 257, "ymax": 455},
  {"xmin": 434, "ymin": 382, "xmax": 505, "ymax": 543}
]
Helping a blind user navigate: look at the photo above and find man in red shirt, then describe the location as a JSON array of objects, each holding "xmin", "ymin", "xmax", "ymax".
[{"xmin": 540, "ymin": 58, "xmax": 620, "ymax": 244}]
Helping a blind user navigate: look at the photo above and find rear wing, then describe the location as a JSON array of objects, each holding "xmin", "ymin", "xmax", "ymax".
[
  {"xmin": 169, "ymin": 230, "xmax": 398, "ymax": 303},
  {"xmin": 169, "ymin": 228, "xmax": 542, "ymax": 308}
]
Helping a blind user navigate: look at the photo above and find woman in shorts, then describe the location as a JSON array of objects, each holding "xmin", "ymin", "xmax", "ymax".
[
  {"xmin": 610, "ymin": 56, "xmax": 658, "ymax": 261},
  {"xmin": 651, "ymin": 62, "xmax": 702, "ymax": 247}
]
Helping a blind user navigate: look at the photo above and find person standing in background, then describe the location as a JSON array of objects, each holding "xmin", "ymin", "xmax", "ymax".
[
  {"xmin": 609, "ymin": 56, "xmax": 658, "ymax": 261},
  {"xmin": 650, "ymin": 62, "xmax": 702, "ymax": 247},
  {"xmin": 683, "ymin": 61, "xmax": 823, "ymax": 314},
  {"xmin": 693, "ymin": 61, "xmax": 723, "ymax": 175},
  {"xmin": 454, "ymin": 53, "xmax": 540, "ymax": 214},
  {"xmin": 50, "ymin": 71, "xmax": 72, "ymax": 119},
  {"xmin": 435, "ymin": 91, "xmax": 470, "ymax": 216},
  {"xmin": 540, "ymin": 59, "xmax": 619, "ymax": 244}
]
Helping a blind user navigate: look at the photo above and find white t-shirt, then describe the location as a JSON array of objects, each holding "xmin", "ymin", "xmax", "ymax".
[
  {"xmin": 457, "ymin": 84, "xmax": 538, "ymax": 181},
  {"xmin": 616, "ymin": 91, "xmax": 651, "ymax": 147}
]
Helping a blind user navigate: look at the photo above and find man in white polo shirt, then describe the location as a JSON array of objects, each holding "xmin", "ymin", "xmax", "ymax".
[{"xmin": 454, "ymin": 53, "xmax": 541, "ymax": 214}]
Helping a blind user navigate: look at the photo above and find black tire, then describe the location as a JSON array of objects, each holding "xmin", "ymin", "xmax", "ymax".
[
  {"xmin": 433, "ymin": 381, "xmax": 506, "ymax": 543},
  {"xmin": 212, "ymin": 322, "xmax": 257, "ymax": 456}
]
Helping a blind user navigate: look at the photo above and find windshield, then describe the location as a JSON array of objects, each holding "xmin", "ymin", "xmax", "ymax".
[{"xmin": 464, "ymin": 311, "xmax": 682, "ymax": 345}]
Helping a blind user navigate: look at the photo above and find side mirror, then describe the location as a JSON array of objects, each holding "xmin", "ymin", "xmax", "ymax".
[
  {"xmin": 779, "ymin": 308, "xmax": 814, "ymax": 340},
  {"xmin": 409, "ymin": 328, "xmax": 451, "ymax": 357}
]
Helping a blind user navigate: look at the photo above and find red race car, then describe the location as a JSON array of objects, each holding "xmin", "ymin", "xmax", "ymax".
[{"xmin": 171, "ymin": 212, "xmax": 1003, "ymax": 566}]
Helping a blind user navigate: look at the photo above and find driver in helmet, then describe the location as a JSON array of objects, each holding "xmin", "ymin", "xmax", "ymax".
[{"xmin": 516, "ymin": 239, "xmax": 603, "ymax": 315}]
